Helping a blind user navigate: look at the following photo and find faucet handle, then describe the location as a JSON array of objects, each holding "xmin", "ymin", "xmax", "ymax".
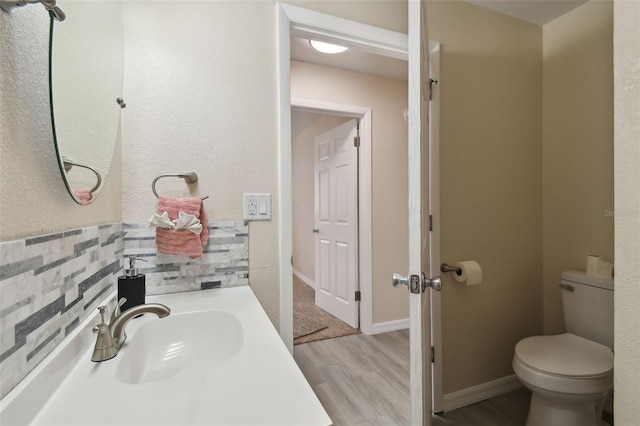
[
  {"xmin": 110, "ymin": 297, "xmax": 127, "ymax": 323},
  {"xmin": 93, "ymin": 305, "xmax": 108, "ymax": 334},
  {"xmin": 110, "ymin": 298, "xmax": 128, "ymax": 342},
  {"xmin": 97, "ymin": 305, "xmax": 107, "ymax": 322}
]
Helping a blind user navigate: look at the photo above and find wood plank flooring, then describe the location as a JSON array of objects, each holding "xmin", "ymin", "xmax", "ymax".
[{"xmin": 294, "ymin": 330, "xmax": 531, "ymax": 426}]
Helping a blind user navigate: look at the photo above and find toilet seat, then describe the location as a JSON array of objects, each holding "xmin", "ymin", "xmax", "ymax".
[{"xmin": 515, "ymin": 333, "xmax": 613, "ymax": 378}]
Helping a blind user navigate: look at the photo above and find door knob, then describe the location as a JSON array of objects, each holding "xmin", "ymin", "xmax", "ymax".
[
  {"xmin": 392, "ymin": 273, "xmax": 409, "ymax": 287},
  {"xmin": 392, "ymin": 273, "xmax": 421, "ymax": 293},
  {"xmin": 426, "ymin": 274, "xmax": 442, "ymax": 291},
  {"xmin": 392, "ymin": 273, "xmax": 443, "ymax": 293},
  {"xmin": 312, "ymin": 227, "xmax": 319, "ymax": 234}
]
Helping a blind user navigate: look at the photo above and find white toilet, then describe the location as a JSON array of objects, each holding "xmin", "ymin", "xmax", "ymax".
[{"xmin": 513, "ymin": 270, "xmax": 614, "ymax": 426}]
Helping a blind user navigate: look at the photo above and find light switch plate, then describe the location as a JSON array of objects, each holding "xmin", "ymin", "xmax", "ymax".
[{"xmin": 243, "ymin": 193, "xmax": 271, "ymax": 220}]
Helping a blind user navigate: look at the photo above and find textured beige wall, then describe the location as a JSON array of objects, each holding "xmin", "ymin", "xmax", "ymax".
[
  {"xmin": 428, "ymin": 1, "xmax": 543, "ymax": 393},
  {"xmin": 292, "ymin": 113, "xmax": 350, "ymax": 284},
  {"xmin": 613, "ymin": 0, "xmax": 640, "ymax": 422},
  {"xmin": 121, "ymin": 1, "xmax": 281, "ymax": 323},
  {"xmin": 291, "ymin": 61, "xmax": 410, "ymax": 324},
  {"xmin": 542, "ymin": 0, "xmax": 614, "ymax": 335},
  {"xmin": 0, "ymin": 7, "xmax": 122, "ymax": 242}
]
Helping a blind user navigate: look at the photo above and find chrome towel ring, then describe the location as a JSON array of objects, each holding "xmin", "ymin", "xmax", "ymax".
[{"xmin": 151, "ymin": 172, "xmax": 209, "ymax": 200}]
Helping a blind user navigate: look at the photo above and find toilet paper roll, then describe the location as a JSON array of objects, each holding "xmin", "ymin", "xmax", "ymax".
[
  {"xmin": 586, "ymin": 255, "xmax": 613, "ymax": 278},
  {"xmin": 453, "ymin": 261, "xmax": 482, "ymax": 285},
  {"xmin": 594, "ymin": 261, "xmax": 613, "ymax": 279},
  {"xmin": 586, "ymin": 255, "xmax": 600, "ymax": 277}
]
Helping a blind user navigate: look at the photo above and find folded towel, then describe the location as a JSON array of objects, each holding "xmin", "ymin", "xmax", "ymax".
[
  {"xmin": 154, "ymin": 196, "xmax": 208, "ymax": 258},
  {"xmin": 148, "ymin": 211, "xmax": 174, "ymax": 230},
  {"xmin": 73, "ymin": 189, "xmax": 92, "ymax": 205},
  {"xmin": 173, "ymin": 212, "xmax": 203, "ymax": 234},
  {"xmin": 148, "ymin": 211, "xmax": 203, "ymax": 235}
]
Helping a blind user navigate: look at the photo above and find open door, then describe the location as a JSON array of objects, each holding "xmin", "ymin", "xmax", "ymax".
[
  {"xmin": 314, "ymin": 119, "xmax": 360, "ymax": 328},
  {"xmin": 392, "ymin": 1, "xmax": 436, "ymax": 424}
]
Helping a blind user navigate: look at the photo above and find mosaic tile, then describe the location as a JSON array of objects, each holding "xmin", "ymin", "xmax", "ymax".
[
  {"xmin": 123, "ymin": 220, "xmax": 249, "ymax": 295},
  {"xmin": 0, "ymin": 223, "xmax": 123, "ymax": 399}
]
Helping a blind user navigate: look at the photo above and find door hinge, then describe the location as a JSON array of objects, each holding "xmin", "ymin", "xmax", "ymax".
[
  {"xmin": 355, "ymin": 290, "xmax": 361, "ymax": 302},
  {"xmin": 431, "ymin": 346, "xmax": 435, "ymax": 363},
  {"xmin": 429, "ymin": 214, "xmax": 433, "ymax": 231},
  {"xmin": 429, "ymin": 78, "xmax": 438, "ymax": 101},
  {"xmin": 354, "ymin": 136, "xmax": 360, "ymax": 148}
]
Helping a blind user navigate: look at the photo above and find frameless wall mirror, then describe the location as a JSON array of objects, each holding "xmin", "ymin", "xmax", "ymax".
[{"xmin": 49, "ymin": 0, "xmax": 124, "ymax": 205}]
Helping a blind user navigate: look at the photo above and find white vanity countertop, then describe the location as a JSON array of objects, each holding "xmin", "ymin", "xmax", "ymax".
[{"xmin": 1, "ymin": 286, "xmax": 331, "ymax": 426}]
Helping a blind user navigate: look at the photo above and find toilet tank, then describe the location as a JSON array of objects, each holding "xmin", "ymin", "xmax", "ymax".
[{"xmin": 561, "ymin": 270, "xmax": 614, "ymax": 349}]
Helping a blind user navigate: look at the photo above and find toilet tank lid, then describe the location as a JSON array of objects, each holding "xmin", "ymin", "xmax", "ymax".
[{"xmin": 562, "ymin": 270, "xmax": 613, "ymax": 290}]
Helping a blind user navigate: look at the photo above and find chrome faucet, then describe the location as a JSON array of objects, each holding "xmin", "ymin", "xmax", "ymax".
[{"xmin": 91, "ymin": 298, "xmax": 170, "ymax": 362}]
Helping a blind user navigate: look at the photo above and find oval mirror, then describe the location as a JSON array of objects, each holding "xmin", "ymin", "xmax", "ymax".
[{"xmin": 49, "ymin": 1, "xmax": 124, "ymax": 205}]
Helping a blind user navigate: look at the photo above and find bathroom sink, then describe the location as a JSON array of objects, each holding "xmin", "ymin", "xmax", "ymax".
[
  {"xmin": 116, "ymin": 310, "xmax": 243, "ymax": 384},
  {"xmin": 2, "ymin": 287, "xmax": 330, "ymax": 426}
]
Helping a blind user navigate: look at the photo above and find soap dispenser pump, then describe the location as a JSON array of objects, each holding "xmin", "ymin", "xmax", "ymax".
[{"xmin": 117, "ymin": 257, "xmax": 146, "ymax": 313}]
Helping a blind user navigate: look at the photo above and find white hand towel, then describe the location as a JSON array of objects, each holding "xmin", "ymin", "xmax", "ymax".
[
  {"xmin": 147, "ymin": 211, "xmax": 202, "ymax": 235},
  {"xmin": 173, "ymin": 212, "xmax": 203, "ymax": 235},
  {"xmin": 148, "ymin": 211, "xmax": 174, "ymax": 229}
]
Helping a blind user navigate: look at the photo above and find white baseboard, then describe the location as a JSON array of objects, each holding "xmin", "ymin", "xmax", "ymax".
[
  {"xmin": 442, "ymin": 374, "xmax": 523, "ymax": 412},
  {"xmin": 293, "ymin": 269, "xmax": 315, "ymax": 289},
  {"xmin": 367, "ymin": 319, "xmax": 522, "ymax": 413},
  {"xmin": 370, "ymin": 318, "xmax": 409, "ymax": 334}
]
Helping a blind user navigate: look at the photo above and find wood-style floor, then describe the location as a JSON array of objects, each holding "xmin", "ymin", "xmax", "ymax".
[{"xmin": 294, "ymin": 330, "xmax": 531, "ymax": 426}]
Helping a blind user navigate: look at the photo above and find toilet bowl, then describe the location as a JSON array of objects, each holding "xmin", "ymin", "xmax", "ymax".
[
  {"xmin": 513, "ymin": 333, "xmax": 613, "ymax": 426},
  {"xmin": 513, "ymin": 271, "xmax": 614, "ymax": 426}
]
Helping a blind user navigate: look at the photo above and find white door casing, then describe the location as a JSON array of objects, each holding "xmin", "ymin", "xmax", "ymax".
[
  {"xmin": 314, "ymin": 119, "xmax": 359, "ymax": 328},
  {"xmin": 407, "ymin": 0, "xmax": 432, "ymax": 424}
]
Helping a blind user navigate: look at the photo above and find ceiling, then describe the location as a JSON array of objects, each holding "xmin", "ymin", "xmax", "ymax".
[
  {"xmin": 290, "ymin": 0, "xmax": 588, "ymax": 81},
  {"xmin": 466, "ymin": 0, "xmax": 588, "ymax": 26},
  {"xmin": 290, "ymin": 37, "xmax": 409, "ymax": 81}
]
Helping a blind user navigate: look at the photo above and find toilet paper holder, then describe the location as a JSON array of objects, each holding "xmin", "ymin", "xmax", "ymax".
[{"xmin": 440, "ymin": 263, "xmax": 462, "ymax": 275}]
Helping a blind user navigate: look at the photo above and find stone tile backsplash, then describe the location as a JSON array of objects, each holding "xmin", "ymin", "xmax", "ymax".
[
  {"xmin": 123, "ymin": 221, "xmax": 249, "ymax": 294},
  {"xmin": 0, "ymin": 224, "xmax": 124, "ymax": 399},
  {"xmin": 0, "ymin": 220, "xmax": 249, "ymax": 400}
]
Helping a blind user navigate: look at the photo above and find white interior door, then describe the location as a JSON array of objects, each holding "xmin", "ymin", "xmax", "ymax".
[
  {"xmin": 314, "ymin": 119, "xmax": 359, "ymax": 328},
  {"xmin": 406, "ymin": 0, "xmax": 433, "ymax": 424}
]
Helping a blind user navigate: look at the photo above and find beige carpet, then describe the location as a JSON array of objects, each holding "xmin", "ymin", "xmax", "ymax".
[{"xmin": 293, "ymin": 275, "xmax": 361, "ymax": 345}]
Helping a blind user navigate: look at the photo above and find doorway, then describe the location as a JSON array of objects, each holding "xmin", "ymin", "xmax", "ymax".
[
  {"xmin": 291, "ymin": 101, "xmax": 373, "ymax": 344},
  {"xmin": 277, "ymin": 1, "xmax": 441, "ymax": 418}
]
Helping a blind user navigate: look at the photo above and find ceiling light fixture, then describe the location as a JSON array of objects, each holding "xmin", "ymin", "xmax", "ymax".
[{"xmin": 309, "ymin": 40, "xmax": 349, "ymax": 54}]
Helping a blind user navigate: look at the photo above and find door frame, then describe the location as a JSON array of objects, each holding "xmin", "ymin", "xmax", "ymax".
[
  {"xmin": 292, "ymin": 99, "xmax": 373, "ymax": 333},
  {"xmin": 276, "ymin": 2, "xmax": 408, "ymax": 353},
  {"xmin": 277, "ymin": 4, "xmax": 442, "ymax": 412}
]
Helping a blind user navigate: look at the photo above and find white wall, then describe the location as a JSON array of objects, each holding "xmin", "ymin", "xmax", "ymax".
[
  {"xmin": 121, "ymin": 0, "xmax": 281, "ymax": 324},
  {"xmin": 613, "ymin": 0, "xmax": 640, "ymax": 422}
]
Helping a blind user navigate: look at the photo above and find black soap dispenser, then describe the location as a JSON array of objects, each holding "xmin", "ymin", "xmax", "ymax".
[{"xmin": 118, "ymin": 257, "xmax": 146, "ymax": 313}]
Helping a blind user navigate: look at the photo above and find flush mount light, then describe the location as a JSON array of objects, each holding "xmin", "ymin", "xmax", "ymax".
[{"xmin": 309, "ymin": 40, "xmax": 349, "ymax": 54}]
